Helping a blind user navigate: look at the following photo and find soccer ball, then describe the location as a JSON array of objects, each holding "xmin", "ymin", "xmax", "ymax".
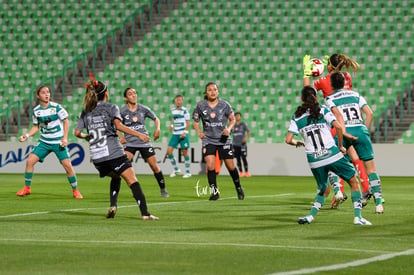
[{"xmin": 310, "ymin": 58, "xmax": 324, "ymax": 77}]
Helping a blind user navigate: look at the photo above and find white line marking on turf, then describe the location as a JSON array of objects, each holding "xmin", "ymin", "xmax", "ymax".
[
  {"xmin": 270, "ymin": 249, "xmax": 414, "ymax": 275},
  {"xmin": 0, "ymin": 191, "xmax": 396, "ymax": 256},
  {"xmin": 0, "ymin": 193, "xmax": 294, "ymax": 219},
  {"xmin": 0, "ymin": 238, "xmax": 393, "ymax": 255}
]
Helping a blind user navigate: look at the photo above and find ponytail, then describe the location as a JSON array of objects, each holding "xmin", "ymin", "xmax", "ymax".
[
  {"xmin": 82, "ymin": 75, "xmax": 108, "ymax": 112},
  {"xmin": 295, "ymin": 86, "xmax": 321, "ymax": 124},
  {"xmin": 329, "ymin": 53, "xmax": 361, "ymax": 72}
]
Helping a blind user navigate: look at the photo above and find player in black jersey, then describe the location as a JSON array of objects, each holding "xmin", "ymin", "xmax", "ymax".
[
  {"xmin": 192, "ymin": 82, "xmax": 244, "ymax": 200},
  {"xmin": 119, "ymin": 87, "xmax": 169, "ymax": 198},
  {"xmin": 75, "ymin": 76, "xmax": 158, "ymax": 220},
  {"xmin": 232, "ymin": 112, "xmax": 251, "ymax": 177}
]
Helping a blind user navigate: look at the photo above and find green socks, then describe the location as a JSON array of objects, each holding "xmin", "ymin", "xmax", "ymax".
[
  {"xmin": 184, "ymin": 155, "xmax": 190, "ymax": 174},
  {"xmin": 310, "ymin": 193, "xmax": 326, "ymax": 217},
  {"xmin": 24, "ymin": 172, "xmax": 33, "ymax": 187},
  {"xmin": 351, "ymin": 190, "xmax": 363, "ymax": 219},
  {"xmin": 168, "ymin": 154, "xmax": 178, "ymax": 171},
  {"xmin": 328, "ymin": 172, "xmax": 341, "ymax": 194},
  {"xmin": 368, "ymin": 173, "xmax": 383, "ymax": 206},
  {"xmin": 68, "ymin": 176, "xmax": 78, "ymax": 190}
]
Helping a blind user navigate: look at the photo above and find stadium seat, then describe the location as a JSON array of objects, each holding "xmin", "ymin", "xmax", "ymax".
[{"xmin": 2, "ymin": 0, "xmax": 413, "ymax": 143}]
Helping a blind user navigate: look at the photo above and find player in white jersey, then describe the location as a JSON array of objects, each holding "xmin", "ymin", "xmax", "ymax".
[
  {"xmin": 303, "ymin": 53, "xmax": 371, "ymax": 208},
  {"xmin": 325, "ymin": 72, "xmax": 384, "ymax": 214},
  {"xmin": 16, "ymin": 86, "xmax": 82, "ymax": 199},
  {"xmin": 285, "ymin": 86, "xmax": 371, "ymax": 225},
  {"xmin": 166, "ymin": 94, "xmax": 192, "ymax": 178},
  {"xmin": 75, "ymin": 77, "xmax": 158, "ymax": 220}
]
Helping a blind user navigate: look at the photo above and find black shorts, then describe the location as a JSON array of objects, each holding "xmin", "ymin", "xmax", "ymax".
[
  {"xmin": 94, "ymin": 155, "xmax": 132, "ymax": 178},
  {"xmin": 125, "ymin": 146, "xmax": 156, "ymax": 160},
  {"xmin": 233, "ymin": 144, "xmax": 247, "ymax": 158},
  {"xmin": 203, "ymin": 143, "xmax": 234, "ymax": 160}
]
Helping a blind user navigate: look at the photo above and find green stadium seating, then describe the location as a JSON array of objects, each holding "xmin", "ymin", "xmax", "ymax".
[
  {"xmin": 2, "ymin": 0, "xmax": 413, "ymax": 143},
  {"xmin": 395, "ymin": 122, "xmax": 414, "ymax": 144},
  {"xmin": 0, "ymin": 0, "xmax": 150, "ymax": 111}
]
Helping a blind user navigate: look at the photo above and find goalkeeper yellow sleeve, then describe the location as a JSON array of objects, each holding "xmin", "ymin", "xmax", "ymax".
[{"xmin": 303, "ymin": 55, "xmax": 312, "ymax": 78}]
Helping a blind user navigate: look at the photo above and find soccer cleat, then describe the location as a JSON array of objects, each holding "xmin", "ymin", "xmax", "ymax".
[
  {"xmin": 298, "ymin": 215, "xmax": 313, "ymax": 224},
  {"xmin": 72, "ymin": 189, "xmax": 83, "ymax": 199},
  {"xmin": 106, "ymin": 206, "xmax": 117, "ymax": 219},
  {"xmin": 182, "ymin": 173, "xmax": 192, "ymax": 179},
  {"xmin": 209, "ymin": 193, "xmax": 220, "ymax": 201},
  {"xmin": 245, "ymin": 172, "xmax": 252, "ymax": 177},
  {"xmin": 16, "ymin": 186, "xmax": 31, "ymax": 197},
  {"xmin": 239, "ymin": 171, "xmax": 244, "ymax": 177},
  {"xmin": 161, "ymin": 189, "xmax": 170, "ymax": 198},
  {"xmin": 375, "ymin": 204, "xmax": 384, "ymax": 214},
  {"xmin": 353, "ymin": 217, "xmax": 372, "ymax": 225},
  {"xmin": 236, "ymin": 187, "xmax": 245, "ymax": 200},
  {"xmin": 142, "ymin": 214, "xmax": 159, "ymax": 220},
  {"xmin": 169, "ymin": 169, "xmax": 182, "ymax": 178},
  {"xmin": 331, "ymin": 191, "xmax": 344, "ymax": 209},
  {"xmin": 209, "ymin": 186, "xmax": 220, "ymax": 200},
  {"xmin": 362, "ymin": 189, "xmax": 372, "ymax": 207}
]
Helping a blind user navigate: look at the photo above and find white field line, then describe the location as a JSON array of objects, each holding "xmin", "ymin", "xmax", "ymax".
[
  {"xmin": 0, "ymin": 193, "xmax": 295, "ymax": 219},
  {"xmin": 0, "ymin": 238, "xmax": 392, "ymax": 255},
  {"xmin": 0, "ymin": 192, "xmax": 404, "ymax": 259},
  {"xmin": 270, "ymin": 249, "xmax": 414, "ymax": 275}
]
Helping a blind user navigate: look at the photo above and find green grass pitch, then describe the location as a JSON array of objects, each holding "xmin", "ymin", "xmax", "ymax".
[{"xmin": 1, "ymin": 173, "xmax": 413, "ymax": 274}]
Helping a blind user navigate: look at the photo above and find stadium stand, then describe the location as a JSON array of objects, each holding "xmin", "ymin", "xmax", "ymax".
[
  {"xmin": 0, "ymin": 0, "xmax": 160, "ymax": 140},
  {"xmin": 1, "ymin": 0, "xmax": 413, "ymax": 143},
  {"xmin": 95, "ymin": 0, "xmax": 413, "ymax": 143},
  {"xmin": 395, "ymin": 122, "xmax": 414, "ymax": 144}
]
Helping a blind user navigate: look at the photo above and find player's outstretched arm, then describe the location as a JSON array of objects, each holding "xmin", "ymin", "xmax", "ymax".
[
  {"xmin": 18, "ymin": 125, "xmax": 39, "ymax": 142},
  {"xmin": 285, "ymin": 132, "xmax": 304, "ymax": 148},
  {"xmin": 114, "ymin": 119, "xmax": 150, "ymax": 143}
]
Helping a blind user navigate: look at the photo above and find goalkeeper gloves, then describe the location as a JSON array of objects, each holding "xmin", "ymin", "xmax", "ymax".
[
  {"xmin": 303, "ymin": 54, "xmax": 313, "ymax": 78},
  {"xmin": 322, "ymin": 55, "xmax": 330, "ymax": 67}
]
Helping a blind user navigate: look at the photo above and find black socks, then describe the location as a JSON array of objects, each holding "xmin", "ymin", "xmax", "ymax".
[
  {"xmin": 154, "ymin": 171, "xmax": 166, "ymax": 189},
  {"xmin": 229, "ymin": 168, "xmax": 241, "ymax": 188},
  {"xmin": 130, "ymin": 182, "xmax": 150, "ymax": 216},
  {"xmin": 207, "ymin": 170, "xmax": 217, "ymax": 189},
  {"xmin": 109, "ymin": 177, "xmax": 121, "ymax": 207}
]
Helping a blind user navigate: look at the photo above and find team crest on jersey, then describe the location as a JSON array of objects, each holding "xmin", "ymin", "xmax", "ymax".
[
  {"xmin": 132, "ymin": 116, "xmax": 138, "ymax": 122},
  {"xmin": 210, "ymin": 112, "xmax": 216, "ymax": 118}
]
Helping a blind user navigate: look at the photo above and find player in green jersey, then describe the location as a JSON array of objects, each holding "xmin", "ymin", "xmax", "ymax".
[
  {"xmin": 17, "ymin": 85, "xmax": 82, "ymax": 199},
  {"xmin": 286, "ymin": 86, "xmax": 371, "ymax": 225}
]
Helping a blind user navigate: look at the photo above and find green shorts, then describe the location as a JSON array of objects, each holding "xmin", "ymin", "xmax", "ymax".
[
  {"xmin": 168, "ymin": 134, "xmax": 190, "ymax": 149},
  {"xmin": 334, "ymin": 127, "xmax": 374, "ymax": 162},
  {"xmin": 344, "ymin": 127, "xmax": 374, "ymax": 161},
  {"xmin": 311, "ymin": 157, "xmax": 356, "ymax": 193},
  {"xmin": 31, "ymin": 141, "xmax": 71, "ymax": 163}
]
